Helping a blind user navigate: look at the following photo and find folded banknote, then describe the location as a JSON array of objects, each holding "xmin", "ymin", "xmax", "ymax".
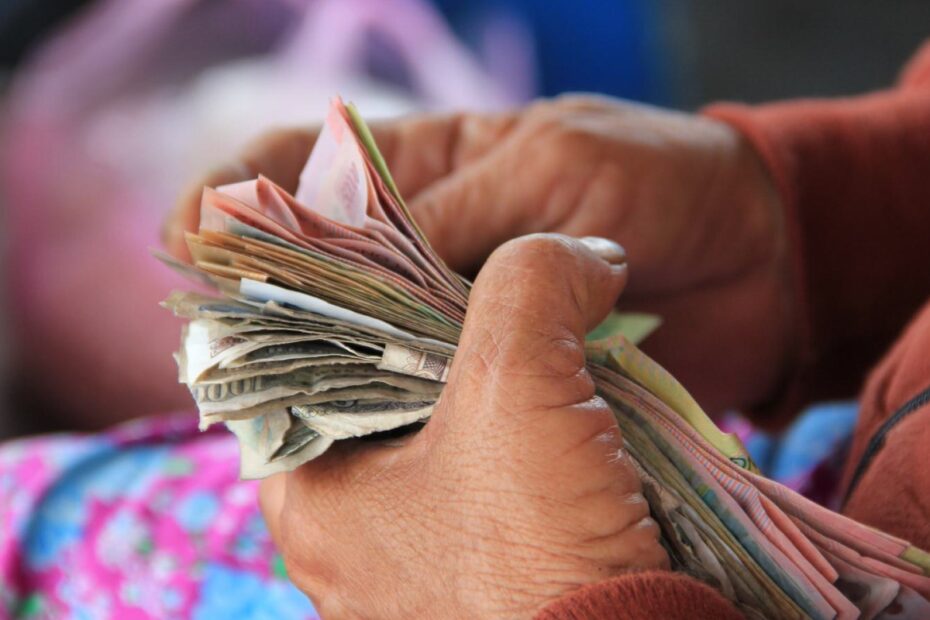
[{"xmin": 163, "ymin": 98, "xmax": 930, "ymax": 619}]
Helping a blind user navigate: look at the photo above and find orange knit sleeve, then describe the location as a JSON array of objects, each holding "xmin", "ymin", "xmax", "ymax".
[
  {"xmin": 534, "ymin": 571, "xmax": 743, "ymax": 620},
  {"xmin": 702, "ymin": 40, "xmax": 930, "ymax": 428}
]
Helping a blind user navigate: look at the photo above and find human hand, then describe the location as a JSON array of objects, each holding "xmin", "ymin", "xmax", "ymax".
[
  {"xmin": 259, "ymin": 235, "xmax": 667, "ymax": 619},
  {"xmin": 164, "ymin": 95, "xmax": 794, "ymax": 413}
]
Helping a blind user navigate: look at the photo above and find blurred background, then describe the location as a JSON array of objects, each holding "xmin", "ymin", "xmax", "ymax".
[{"xmin": 0, "ymin": 0, "xmax": 928, "ymax": 441}]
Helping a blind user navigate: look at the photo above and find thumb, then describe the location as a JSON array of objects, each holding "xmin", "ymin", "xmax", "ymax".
[{"xmin": 438, "ymin": 234, "xmax": 627, "ymax": 430}]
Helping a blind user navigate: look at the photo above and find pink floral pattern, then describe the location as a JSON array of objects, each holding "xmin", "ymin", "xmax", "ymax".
[{"xmin": 0, "ymin": 414, "xmax": 317, "ymax": 619}]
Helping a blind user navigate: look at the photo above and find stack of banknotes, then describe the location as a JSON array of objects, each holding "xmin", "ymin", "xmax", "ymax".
[{"xmin": 163, "ymin": 98, "xmax": 930, "ymax": 619}]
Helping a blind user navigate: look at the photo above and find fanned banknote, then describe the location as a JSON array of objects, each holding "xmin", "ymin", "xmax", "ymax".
[{"xmin": 164, "ymin": 97, "xmax": 930, "ymax": 619}]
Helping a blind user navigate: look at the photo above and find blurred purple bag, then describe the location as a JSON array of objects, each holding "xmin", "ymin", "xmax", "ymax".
[{"xmin": 0, "ymin": 0, "xmax": 523, "ymax": 430}]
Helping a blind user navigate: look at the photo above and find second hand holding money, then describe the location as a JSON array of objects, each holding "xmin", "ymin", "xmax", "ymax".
[{"xmin": 165, "ymin": 95, "xmax": 793, "ymax": 415}]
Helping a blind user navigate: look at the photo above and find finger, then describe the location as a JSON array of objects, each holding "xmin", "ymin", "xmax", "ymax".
[
  {"xmin": 596, "ymin": 516, "xmax": 670, "ymax": 571},
  {"xmin": 162, "ymin": 112, "xmax": 516, "ymax": 263},
  {"xmin": 408, "ymin": 152, "xmax": 514, "ymax": 275},
  {"xmin": 369, "ymin": 110, "xmax": 518, "ymax": 200},
  {"xmin": 406, "ymin": 116, "xmax": 559, "ymax": 275},
  {"xmin": 232, "ymin": 113, "xmax": 514, "ymax": 199},
  {"xmin": 440, "ymin": 234, "xmax": 628, "ymax": 428},
  {"xmin": 408, "ymin": 98, "xmax": 650, "ymax": 275},
  {"xmin": 259, "ymin": 473, "xmax": 287, "ymax": 547}
]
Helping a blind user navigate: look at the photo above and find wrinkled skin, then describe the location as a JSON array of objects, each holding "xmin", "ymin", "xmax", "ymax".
[
  {"xmin": 259, "ymin": 235, "xmax": 667, "ymax": 618},
  {"xmin": 166, "ymin": 95, "xmax": 792, "ymax": 617},
  {"xmin": 166, "ymin": 95, "xmax": 793, "ymax": 414}
]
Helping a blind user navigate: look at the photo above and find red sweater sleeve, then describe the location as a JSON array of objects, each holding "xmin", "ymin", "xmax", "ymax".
[
  {"xmin": 703, "ymin": 40, "xmax": 930, "ymax": 425},
  {"xmin": 534, "ymin": 571, "xmax": 743, "ymax": 620}
]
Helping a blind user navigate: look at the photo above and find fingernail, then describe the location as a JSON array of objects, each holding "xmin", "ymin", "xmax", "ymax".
[{"xmin": 579, "ymin": 236, "xmax": 626, "ymax": 266}]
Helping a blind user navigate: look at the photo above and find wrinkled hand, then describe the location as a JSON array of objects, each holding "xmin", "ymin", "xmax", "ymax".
[
  {"xmin": 259, "ymin": 235, "xmax": 667, "ymax": 619},
  {"xmin": 164, "ymin": 95, "xmax": 793, "ymax": 413}
]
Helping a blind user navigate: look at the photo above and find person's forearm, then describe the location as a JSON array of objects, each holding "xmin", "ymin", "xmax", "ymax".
[
  {"xmin": 703, "ymin": 41, "xmax": 930, "ymax": 422},
  {"xmin": 534, "ymin": 571, "xmax": 744, "ymax": 620}
]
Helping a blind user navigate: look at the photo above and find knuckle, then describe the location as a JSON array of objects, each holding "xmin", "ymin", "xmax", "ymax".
[
  {"xmin": 617, "ymin": 496, "xmax": 652, "ymax": 533},
  {"xmin": 552, "ymin": 93, "xmax": 592, "ymax": 108},
  {"xmin": 634, "ymin": 518, "xmax": 669, "ymax": 568},
  {"xmin": 626, "ymin": 495, "xmax": 653, "ymax": 527},
  {"xmin": 607, "ymin": 451, "xmax": 646, "ymax": 497},
  {"xmin": 546, "ymin": 397, "xmax": 624, "ymax": 466},
  {"xmin": 614, "ymin": 518, "xmax": 667, "ymax": 569},
  {"xmin": 472, "ymin": 236, "xmax": 600, "ymax": 393},
  {"xmin": 553, "ymin": 121, "xmax": 599, "ymax": 152},
  {"xmin": 521, "ymin": 363, "xmax": 595, "ymax": 410},
  {"xmin": 579, "ymin": 391, "xmax": 619, "ymax": 426},
  {"xmin": 458, "ymin": 112, "xmax": 515, "ymax": 156},
  {"xmin": 551, "ymin": 93, "xmax": 616, "ymax": 111},
  {"xmin": 487, "ymin": 327, "xmax": 593, "ymax": 404},
  {"xmin": 518, "ymin": 333, "xmax": 587, "ymax": 378}
]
